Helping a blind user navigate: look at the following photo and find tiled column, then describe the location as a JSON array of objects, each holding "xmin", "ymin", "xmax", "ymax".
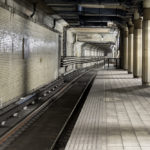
[
  {"xmin": 128, "ymin": 20, "xmax": 134, "ymax": 73},
  {"xmin": 133, "ymin": 10, "xmax": 142, "ymax": 78},
  {"xmin": 123, "ymin": 26, "xmax": 128, "ymax": 70},
  {"xmin": 142, "ymin": 0, "xmax": 150, "ymax": 85}
]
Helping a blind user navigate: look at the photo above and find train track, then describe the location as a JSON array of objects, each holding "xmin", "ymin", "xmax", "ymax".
[{"xmin": 0, "ymin": 67, "xmax": 97, "ymax": 150}]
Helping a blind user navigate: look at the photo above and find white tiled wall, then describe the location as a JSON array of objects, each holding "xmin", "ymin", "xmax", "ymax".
[{"xmin": 0, "ymin": 7, "xmax": 59, "ymax": 108}]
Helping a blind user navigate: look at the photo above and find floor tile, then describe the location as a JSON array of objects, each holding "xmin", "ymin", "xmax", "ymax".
[{"xmin": 65, "ymin": 70, "xmax": 150, "ymax": 150}]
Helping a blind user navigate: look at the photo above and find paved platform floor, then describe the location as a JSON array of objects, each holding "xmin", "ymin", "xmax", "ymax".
[{"xmin": 65, "ymin": 69, "xmax": 150, "ymax": 150}]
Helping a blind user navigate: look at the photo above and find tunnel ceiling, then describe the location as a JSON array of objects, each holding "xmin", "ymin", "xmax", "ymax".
[
  {"xmin": 30, "ymin": 0, "xmax": 142, "ymax": 54},
  {"xmin": 77, "ymin": 32, "xmax": 117, "ymax": 43},
  {"xmin": 44, "ymin": 0, "xmax": 143, "ymax": 27},
  {"xmin": 82, "ymin": 42, "xmax": 115, "ymax": 54}
]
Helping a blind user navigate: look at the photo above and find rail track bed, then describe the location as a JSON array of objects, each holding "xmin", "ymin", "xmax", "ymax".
[{"xmin": 0, "ymin": 69, "xmax": 97, "ymax": 150}]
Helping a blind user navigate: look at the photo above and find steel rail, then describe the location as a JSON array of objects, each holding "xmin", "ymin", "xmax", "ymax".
[{"xmin": 0, "ymin": 68, "xmax": 93, "ymax": 145}]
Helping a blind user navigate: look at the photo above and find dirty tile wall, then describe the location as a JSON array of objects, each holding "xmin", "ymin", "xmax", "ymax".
[{"xmin": 0, "ymin": 7, "xmax": 59, "ymax": 107}]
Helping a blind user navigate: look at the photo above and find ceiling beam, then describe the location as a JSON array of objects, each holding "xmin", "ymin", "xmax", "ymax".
[
  {"xmin": 80, "ymin": 4, "xmax": 128, "ymax": 10},
  {"xmin": 78, "ymin": 22, "xmax": 108, "ymax": 27},
  {"xmin": 55, "ymin": 8, "xmax": 128, "ymax": 15},
  {"xmin": 70, "ymin": 27, "xmax": 113, "ymax": 33},
  {"xmin": 45, "ymin": 0, "xmax": 77, "ymax": 5},
  {"xmin": 55, "ymin": 9, "xmax": 131, "ymax": 20},
  {"xmin": 79, "ymin": 16, "xmax": 125, "ymax": 23},
  {"xmin": 81, "ymin": 8, "xmax": 128, "ymax": 16}
]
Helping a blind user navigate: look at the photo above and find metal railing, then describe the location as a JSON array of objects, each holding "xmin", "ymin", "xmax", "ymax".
[
  {"xmin": 61, "ymin": 56, "xmax": 104, "ymax": 67},
  {"xmin": 104, "ymin": 57, "xmax": 121, "ymax": 68}
]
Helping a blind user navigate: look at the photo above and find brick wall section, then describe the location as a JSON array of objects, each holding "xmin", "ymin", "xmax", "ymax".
[{"xmin": 0, "ymin": 6, "xmax": 59, "ymax": 108}]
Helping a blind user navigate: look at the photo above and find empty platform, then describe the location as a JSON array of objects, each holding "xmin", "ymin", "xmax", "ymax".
[{"xmin": 65, "ymin": 69, "xmax": 150, "ymax": 150}]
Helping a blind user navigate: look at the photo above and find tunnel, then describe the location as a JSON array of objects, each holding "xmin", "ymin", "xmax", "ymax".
[{"xmin": 0, "ymin": 0, "xmax": 150, "ymax": 150}]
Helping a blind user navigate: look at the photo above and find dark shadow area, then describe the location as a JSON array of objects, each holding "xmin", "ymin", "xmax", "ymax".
[
  {"xmin": 96, "ymin": 78, "xmax": 133, "ymax": 79},
  {"xmin": 53, "ymin": 75, "xmax": 95, "ymax": 150},
  {"xmin": 65, "ymin": 123, "xmax": 150, "ymax": 137},
  {"xmin": 106, "ymin": 85, "xmax": 150, "ymax": 95},
  {"xmin": 96, "ymin": 73, "xmax": 128, "ymax": 76},
  {"xmin": 18, "ymin": 14, "xmax": 30, "ymax": 96},
  {"xmin": 22, "ymin": 38, "xmax": 29, "ymax": 95}
]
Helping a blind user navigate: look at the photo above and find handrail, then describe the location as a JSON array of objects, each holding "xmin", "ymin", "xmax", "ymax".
[{"xmin": 61, "ymin": 56, "xmax": 104, "ymax": 67}]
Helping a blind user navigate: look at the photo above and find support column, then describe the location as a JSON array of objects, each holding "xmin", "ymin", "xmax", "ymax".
[
  {"xmin": 133, "ymin": 10, "xmax": 142, "ymax": 78},
  {"xmin": 142, "ymin": 0, "xmax": 150, "ymax": 85},
  {"xmin": 128, "ymin": 20, "xmax": 134, "ymax": 73},
  {"xmin": 119, "ymin": 29, "xmax": 124, "ymax": 69},
  {"xmin": 123, "ymin": 26, "xmax": 128, "ymax": 70}
]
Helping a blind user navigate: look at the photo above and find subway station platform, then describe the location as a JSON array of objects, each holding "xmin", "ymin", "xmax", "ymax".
[{"xmin": 65, "ymin": 69, "xmax": 150, "ymax": 150}]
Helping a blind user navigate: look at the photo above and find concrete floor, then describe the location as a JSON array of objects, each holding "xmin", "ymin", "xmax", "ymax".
[{"xmin": 65, "ymin": 69, "xmax": 150, "ymax": 150}]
